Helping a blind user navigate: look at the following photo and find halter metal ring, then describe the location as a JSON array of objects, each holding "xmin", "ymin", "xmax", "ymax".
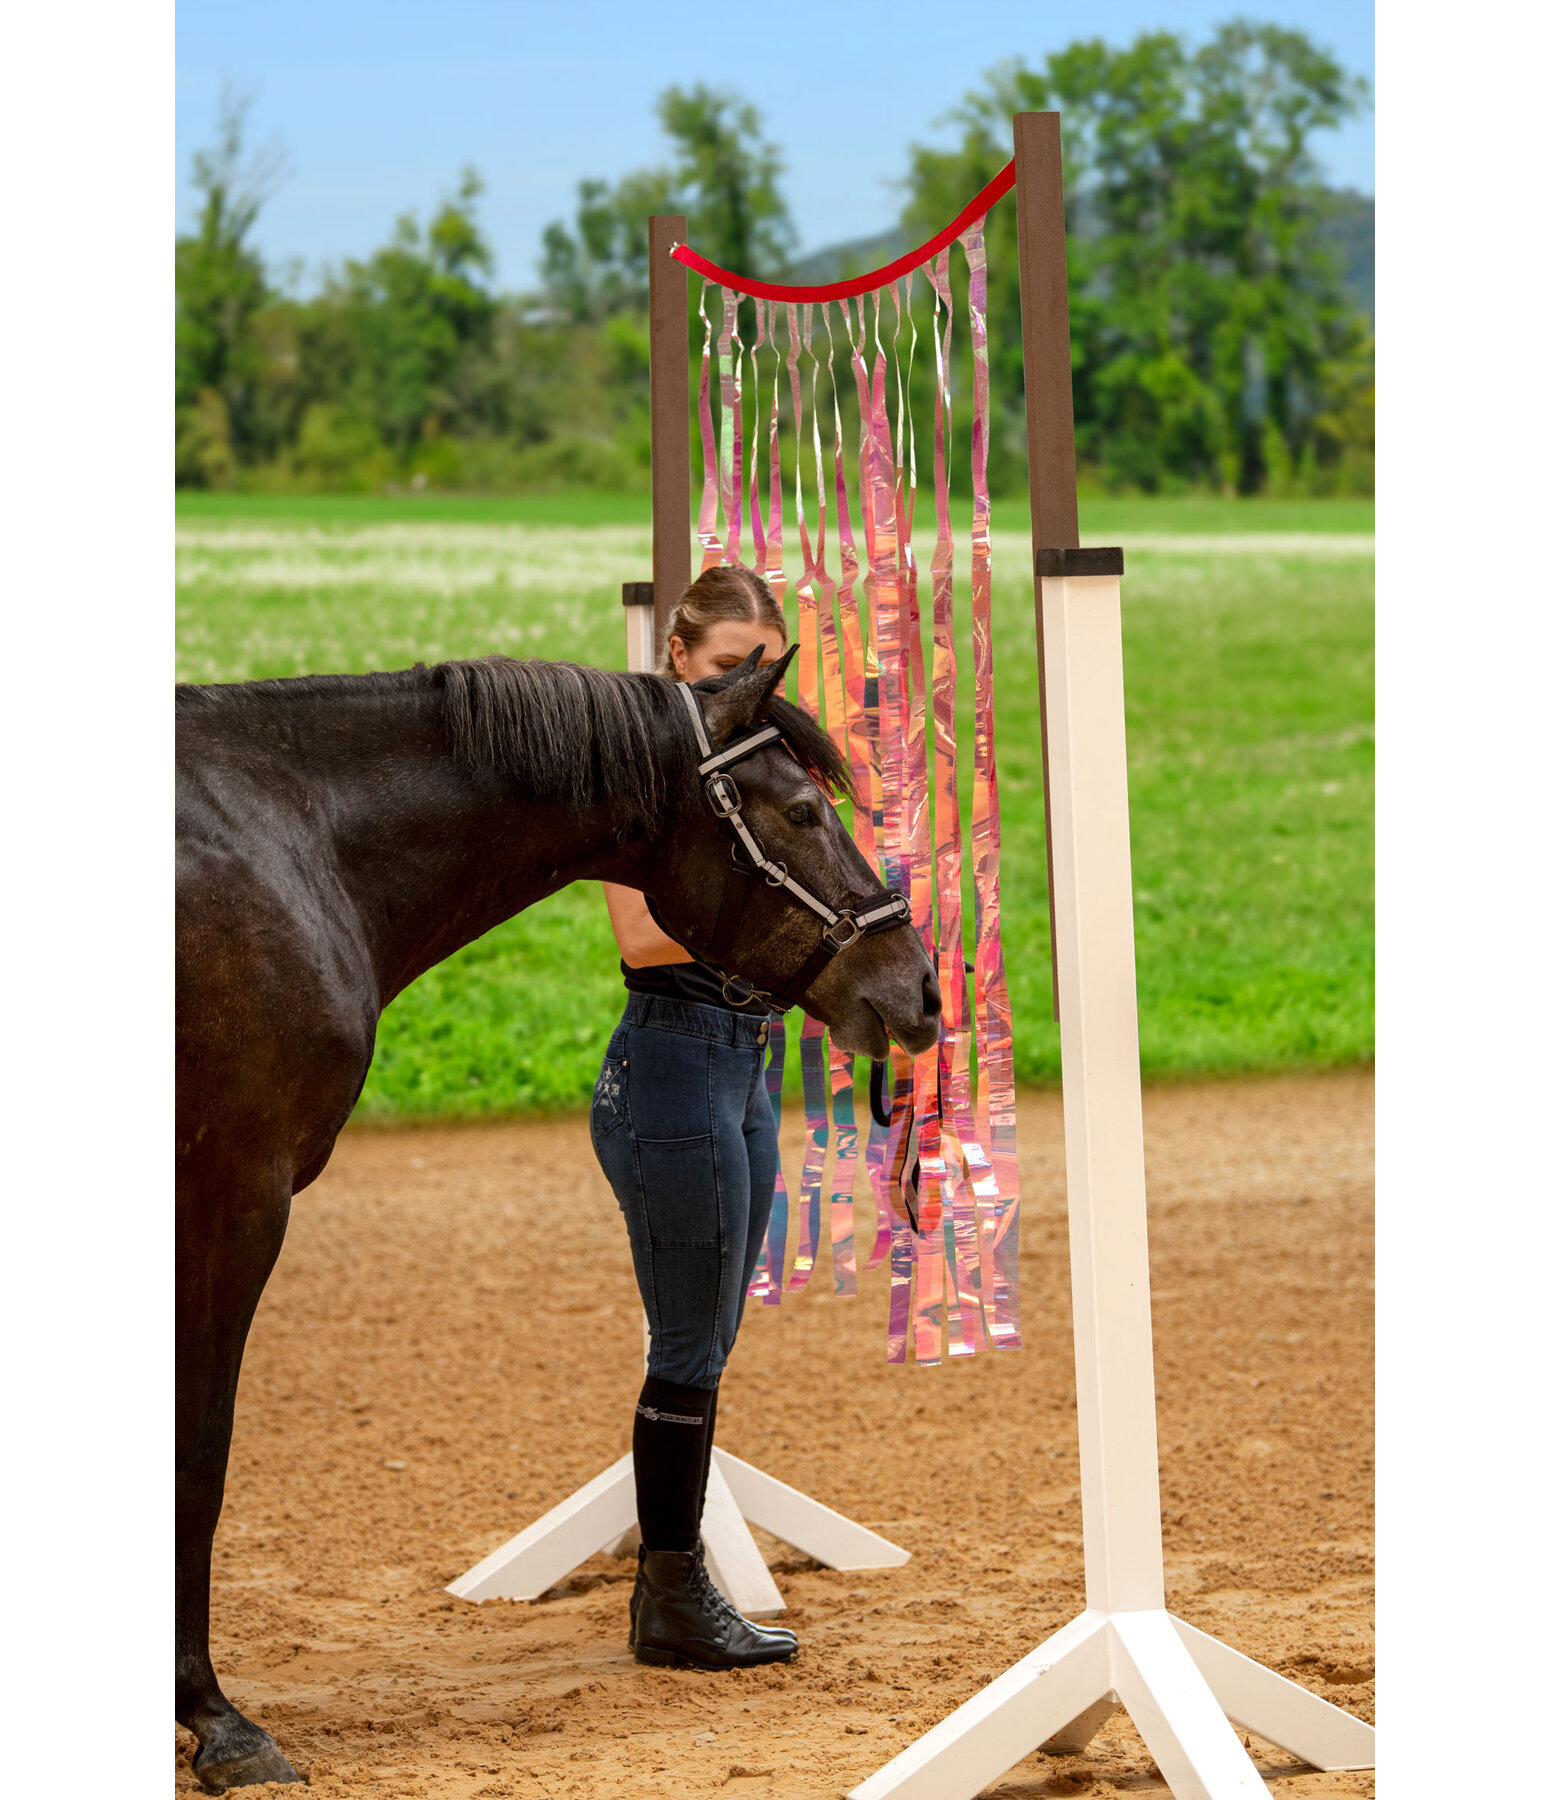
[
  {"xmin": 763, "ymin": 860, "xmax": 788, "ymax": 887},
  {"xmin": 704, "ymin": 773, "xmax": 742, "ymax": 818},
  {"xmin": 823, "ymin": 910, "xmax": 864, "ymax": 952}
]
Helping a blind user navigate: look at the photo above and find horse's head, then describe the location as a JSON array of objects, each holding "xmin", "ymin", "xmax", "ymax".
[{"xmin": 644, "ymin": 647, "xmax": 941, "ymax": 1058}]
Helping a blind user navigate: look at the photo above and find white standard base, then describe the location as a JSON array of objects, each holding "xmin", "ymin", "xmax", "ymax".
[
  {"xmin": 847, "ymin": 1607, "xmax": 1375, "ymax": 1800},
  {"xmin": 446, "ymin": 1447, "xmax": 909, "ymax": 1621}
]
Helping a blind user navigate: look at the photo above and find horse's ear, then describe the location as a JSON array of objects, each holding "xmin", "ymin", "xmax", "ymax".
[{"xmin": 699, "ymin": 643, "xmax": 798, "ymax": 741}]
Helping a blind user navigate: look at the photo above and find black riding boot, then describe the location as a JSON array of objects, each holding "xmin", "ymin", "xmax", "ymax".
[
  {"xmin": 633, "ymin": 1543, "xmax": 799, "ymax": 1668},
  {"xmin": 629, "ymin": 1539, "xmax": 797, "ymax": 1653}
]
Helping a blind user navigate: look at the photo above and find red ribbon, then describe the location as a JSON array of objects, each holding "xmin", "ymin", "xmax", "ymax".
[{"xmin": 670, "ymin": 160, "xmax": 1015, "ymax": 302}]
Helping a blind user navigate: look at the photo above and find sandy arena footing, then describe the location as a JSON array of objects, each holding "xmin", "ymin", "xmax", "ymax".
[{"xmin": 173, "ymin": 1070, "xmax": 1374, "ymax": 1799}]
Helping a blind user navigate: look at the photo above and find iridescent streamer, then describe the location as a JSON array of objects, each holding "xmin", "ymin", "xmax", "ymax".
[
  {"xmin": 842, "ymin": 297, "xmax": 922, "ymax": 1366},
  {"xmin": 861, "ymin": 1060, "xmax": 892, "ymax": 1274},
  {"xmin": 788, "ymin": 1021, "xmax": 828, "ymax": 1295},
  {"xmin": 826, "ymin": 1050, "xmax": 859, "ymax": 1295},
  {"xmin": 696, "ymin": 281, "xmax": 723, "ymax": 571},
  {"xmin": 795, "ymin": 314, "xmax": 822, "ymax": 739},
  {"xmin": 748, "ymin": 299, "xmax": 767, "ymax": 575},
  {"xmin": 795, "ymin": 377, "xmax": 855, "ymax": 1296},
  {"xmin": 863, "ymin": 308, "xmax": 929, "ymax": 1363},
  {"xmin": 814, "ymin": 300, "xmax": 892, "ymax": 1279},
  {"xmin": 783, "ymin": 305, "xmax": 830, "ymax": 1301},
  {"xmin": 962, "ymin": 219, "xmax": 1022, "ymax": 1350},
  {"xmin": 789, "ymin": 311, "xmax": 861, "ymax": 1295},
  {"xmin": 782, "ymin": 305, "xmax": 817, "ymax": 649},
  {"xmin": 746, "ymin": 306, "xmax": 789, "ymax": 1307},
  {"xmin": 874, "ymin": 290, "xmax": 946, "ymax": 1367},
  {"xmin": 752, "ymin": 1016, "xmax": 789, "ymax": 1305},
  {"xmin": 890, "ymin": 282, "xmax": 959, "ymax": 1360},
  {"xmin": 923, "ymin": 249, "xmax": 992, "ymax": 1356},
  {"xmin": 762, "ymin": 302, "xmax": 786, "ymax": 608},
  {"xmin": 810, "ymin": 301, "xmax": 888, "ymax": 1282},
  {"xmin": 716, "ymin": 287, "xmax": 744, "ymax": 566}
]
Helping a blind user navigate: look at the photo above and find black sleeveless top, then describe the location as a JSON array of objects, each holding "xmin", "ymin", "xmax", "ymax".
[{"xmin": 621, "ymin": 956, "xmax": 769, "ymax": 1016}]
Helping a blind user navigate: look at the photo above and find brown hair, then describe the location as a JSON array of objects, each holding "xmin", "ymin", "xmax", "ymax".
[{"xmin": 658, "ymin": 563, "xmax": 787, "ymax": 678}]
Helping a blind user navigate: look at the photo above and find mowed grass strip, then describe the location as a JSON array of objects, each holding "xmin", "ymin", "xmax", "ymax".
[{"xmin": 175, "ymin": 497, "xmax": 1372, "ymax": 1116}]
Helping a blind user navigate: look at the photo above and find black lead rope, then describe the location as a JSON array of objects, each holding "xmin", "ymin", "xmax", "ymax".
[{"xmin": 869, "ymin": 1058, "xmax": 891, "ymax": 1129}]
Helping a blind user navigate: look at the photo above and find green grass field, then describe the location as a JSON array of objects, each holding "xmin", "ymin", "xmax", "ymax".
[{"xmin": 176, "ymin": 493, "xmax": 1373, "ymax": 1117}]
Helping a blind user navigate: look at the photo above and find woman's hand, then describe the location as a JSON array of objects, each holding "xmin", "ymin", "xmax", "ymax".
[{"xmin": 603, "ymin": 882, "xmax": 695, "ymax": 969}]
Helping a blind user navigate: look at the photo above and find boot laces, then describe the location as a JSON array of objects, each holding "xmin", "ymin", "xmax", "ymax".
[{"xmin": 690, "ymin": 1548, "xmax": 744, "ymax": 1626}]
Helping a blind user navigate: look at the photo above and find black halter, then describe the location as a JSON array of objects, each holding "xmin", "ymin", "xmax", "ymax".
[{"xmin": 672, "ymin": 680, "xmax": 911, "ymax": 1012}]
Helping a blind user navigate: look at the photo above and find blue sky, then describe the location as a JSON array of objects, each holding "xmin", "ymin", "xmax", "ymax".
[{"xmin": 177, "ymin": 1, "xmax": 1374, "ymax": 293}]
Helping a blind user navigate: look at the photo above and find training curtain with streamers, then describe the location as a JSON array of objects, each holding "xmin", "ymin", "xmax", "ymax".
[{"xmin": 672, "ymin": 160, "xmax": 1023, "ymax": 1363}]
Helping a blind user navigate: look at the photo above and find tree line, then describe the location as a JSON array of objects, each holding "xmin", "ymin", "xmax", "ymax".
[{"xmin": 176, "ymin": 20, "xmax": 1372, "ymax": 498}]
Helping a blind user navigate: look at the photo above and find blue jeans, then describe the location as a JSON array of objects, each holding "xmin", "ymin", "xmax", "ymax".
[{"xmin": 590, "ymin": 992, "xmax": 777, "ymax": 1388}]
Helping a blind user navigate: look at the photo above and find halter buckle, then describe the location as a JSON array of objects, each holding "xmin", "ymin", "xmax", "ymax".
[
  {"xmin": 704, "ymin": 773, "xmax": 742, "ymax": 818},
  {"xmin": 823, "ymin": 911, "xmax": 864, "ymax": 952}
]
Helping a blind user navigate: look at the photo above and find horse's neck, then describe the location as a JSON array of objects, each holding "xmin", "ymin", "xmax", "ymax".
[{"xmin": 261, "ymin": 678, "xmax": 663, "ymax": 1004}]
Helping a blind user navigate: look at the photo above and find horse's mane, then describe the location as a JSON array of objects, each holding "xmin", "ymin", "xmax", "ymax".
[
  {"xmin": 435, "ymin": 658, "xmax": 687, "ymax": 824},
  {"xmin": 179, "ymin": 657, "xmax": 851, "ymax": 827},
  {"xmin": 438, "ymin": 656, "xmax": 852, "ymax": 822}
]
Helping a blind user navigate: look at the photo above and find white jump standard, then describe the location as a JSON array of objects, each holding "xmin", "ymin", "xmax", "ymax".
[
  {"xmin": 848, "ymin": 552, "xmax": 1375, "ymax": 1800},
  {"xmin": 448, "ymin": 1446, "xmax": 909, "ymax": 1619}
]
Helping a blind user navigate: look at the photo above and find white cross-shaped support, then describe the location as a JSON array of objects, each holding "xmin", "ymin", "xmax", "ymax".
[{"xmin": 849, "ymin": 557, "xmax": 1375, "ymax": 1799}]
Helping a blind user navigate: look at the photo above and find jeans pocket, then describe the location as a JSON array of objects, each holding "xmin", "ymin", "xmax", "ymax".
[{"xmin": 626, "ymin": 1028, "xmax": 713, "ymax": 1141}]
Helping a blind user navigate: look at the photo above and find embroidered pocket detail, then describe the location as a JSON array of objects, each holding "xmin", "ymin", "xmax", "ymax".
[{"xmin": 592, "ymin": 1057, "xmax": 627, "ymax": 1139}]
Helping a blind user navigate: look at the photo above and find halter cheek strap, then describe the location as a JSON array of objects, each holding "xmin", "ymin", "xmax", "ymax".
[{"xmin": 673, "ymin": 680, "xmax": 910, "ymax": 1010}]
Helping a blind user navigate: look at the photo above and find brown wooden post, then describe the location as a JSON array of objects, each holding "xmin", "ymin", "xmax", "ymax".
[
  {"xmin": 1014, "ymin": 112, "xmax": 1081, "ymax": 1021},
  {"xmin": 648, "ymin": 215, "xmax": 692, "ymax": 661}
]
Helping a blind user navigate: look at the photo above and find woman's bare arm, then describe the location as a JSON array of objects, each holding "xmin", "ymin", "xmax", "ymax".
[{"xmin": 603, "ymin": 882, "xmax": 695, "ymax": 969}]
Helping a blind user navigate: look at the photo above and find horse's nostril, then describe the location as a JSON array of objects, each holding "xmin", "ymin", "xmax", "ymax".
[{"xmin": 922, "ymin": 968, "xmax": 943, "ymax": 1018}]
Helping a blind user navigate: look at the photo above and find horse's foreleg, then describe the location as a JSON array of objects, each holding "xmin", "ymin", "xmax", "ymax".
[{"xmin": 176, "ymin": 1171, "xmax": 303, "ymax": 1791}]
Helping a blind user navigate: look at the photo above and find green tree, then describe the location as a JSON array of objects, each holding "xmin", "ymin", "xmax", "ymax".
[
  {"xmin": 300, "ymin": 169, "xmax": 499, "ymax": 457},
  {"xmin": 540, "ymin": 84, "xmax": 792, "ymax": 319},
  {"xmin": 904, "ymin": 20, "xmax": 1371, "ymax": 494},
  {"xmin": 175, "ymin": 90, "xmax": 286, "ymax": 484}
]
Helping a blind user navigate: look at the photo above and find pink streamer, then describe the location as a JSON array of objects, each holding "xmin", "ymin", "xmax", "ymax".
[
  {"xmin": 923, "ymin": 250, "xmax": 992, "ymax": 1356},
  {"xmin": 961, "ymin": 220, "xmax": 1022, "ymax": 1349},
  {"xmin": 782, "ymin": 306, "xmax": 831, "ymax": 1300},
  {"xmin": 839, "ymin": 298, "xmax": 920, "ymax": 1364},
  {"xmin": 749, "ymin": 1014, "xmax": 789, "ymax": 1305},
  {"xmin": 762, "ymin": 302, "xmax": 786, "ymax": 608},
  {"xmin": 748, "ymin": 299, "xmax": 767, "ymax": 574},
  {"xmin": 696, "ymin": 282, "xmax": 724, "ymax": 570},
  {"xmin": 716, "ymin": 287, "xmax": 745, "ymax": 566}
]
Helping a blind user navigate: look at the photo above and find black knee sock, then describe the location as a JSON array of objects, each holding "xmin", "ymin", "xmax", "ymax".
[
  {"xmin": 695, "ymin": 1385, "xmax": 720, "ymax": 1523},
  {"xmin": 633, "ymin": 1374, "xmax": 718, "ymax": 1554}
]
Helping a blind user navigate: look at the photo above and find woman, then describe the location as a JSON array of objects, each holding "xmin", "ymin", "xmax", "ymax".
[{"xmin": 592, "ymin": 563, "xmax": 800, "ymax": 1670}]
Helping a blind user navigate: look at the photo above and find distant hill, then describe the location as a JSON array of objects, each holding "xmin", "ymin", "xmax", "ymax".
[
  {"xmin": 786, "ymin": 189, "xmax": 1374, "ymax": 321},
  {"xmin": 784, "ymin": 228, "xmax": 911, "ymax": 290}
]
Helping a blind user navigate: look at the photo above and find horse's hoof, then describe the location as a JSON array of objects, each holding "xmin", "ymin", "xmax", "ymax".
[{"xmin": 194, "ymin": 1736, "xmax": 304, "ymax": 1791}]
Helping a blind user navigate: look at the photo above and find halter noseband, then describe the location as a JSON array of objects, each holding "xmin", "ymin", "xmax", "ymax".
[{"xmin": 673, "ymin": 679, "xmax": 910, "ymax": 1011}]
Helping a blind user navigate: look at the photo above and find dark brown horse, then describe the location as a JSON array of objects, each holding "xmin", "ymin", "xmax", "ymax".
[{"xmin": 175, "ymin": 646, "xmax": 939, "ymax": 1790}]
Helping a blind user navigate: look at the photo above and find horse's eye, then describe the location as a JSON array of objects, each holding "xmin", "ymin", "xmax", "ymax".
[{"xmin": 786, "ymin": 803, "xmax": 816, "ymax": 826}]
